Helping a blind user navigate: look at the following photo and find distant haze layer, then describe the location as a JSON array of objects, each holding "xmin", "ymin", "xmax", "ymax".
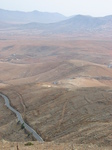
[
  {"xmin": 0, "ymin": 0, "xmax": 112, "ymax": 17},
  {"xmin": 0, "ymin": 9, "xmax": 112, "ymax": 37}
]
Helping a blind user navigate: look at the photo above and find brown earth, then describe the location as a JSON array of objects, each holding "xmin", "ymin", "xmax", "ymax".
[
  {"xmin": 0, "ymin": 32, "xmax": 112, "ymax": 149},
  {"xmin": 0, "ymin": 140, "xmax": 111, "ymax": 150}
]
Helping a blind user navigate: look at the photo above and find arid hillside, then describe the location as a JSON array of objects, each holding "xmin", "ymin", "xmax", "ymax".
[{"xmin": 0, "ymin": 32, "xmax": 112, "ymax": 149}]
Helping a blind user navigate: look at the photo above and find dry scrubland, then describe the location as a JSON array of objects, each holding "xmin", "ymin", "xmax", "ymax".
[{"xmin": 0, "ymin": 32, "xmax": 112, "ymax": 149}]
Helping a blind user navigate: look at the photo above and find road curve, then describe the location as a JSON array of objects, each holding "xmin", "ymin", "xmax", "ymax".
[{"xmin": 0, "ymin": 93, "xmax": 44, "ymax": 142}]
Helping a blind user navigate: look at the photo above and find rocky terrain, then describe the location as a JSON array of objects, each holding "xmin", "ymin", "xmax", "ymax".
[{"xmin": 0, "ymin": 13, "xmax": 112, "ymax": 149}]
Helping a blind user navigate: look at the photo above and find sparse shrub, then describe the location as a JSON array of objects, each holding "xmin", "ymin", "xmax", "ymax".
[
  {"xmin": 21, "ymin": 123, "xmax": 25, "ymax": 129},
  {"xmin": 17, "ymin": 120, "xmax": 20, "ymax": 125},
  {"xmin": 25, "ymin": 142, "xmax": 33, "ymax": 146}
]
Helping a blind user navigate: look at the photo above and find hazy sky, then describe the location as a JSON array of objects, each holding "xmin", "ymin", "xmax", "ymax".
[{"xmin": 0, "ymin": 0, "xmax": 112, "ymax": 17}]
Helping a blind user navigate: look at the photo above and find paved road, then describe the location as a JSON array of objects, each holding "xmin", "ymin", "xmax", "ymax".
[{"xmin": 0, "ymin": 93, "xmax": 44, "ymax": 142}]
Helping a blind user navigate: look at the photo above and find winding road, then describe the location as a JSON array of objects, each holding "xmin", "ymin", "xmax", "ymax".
[{"xmin": 0, "ymin": 93, "xmax": 43, "ymax": 142}]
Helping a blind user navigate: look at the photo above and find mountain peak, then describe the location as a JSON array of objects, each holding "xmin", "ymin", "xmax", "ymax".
[{"xmin": 0, "ymin": 8, "xmax": 67, "ymax": 23}]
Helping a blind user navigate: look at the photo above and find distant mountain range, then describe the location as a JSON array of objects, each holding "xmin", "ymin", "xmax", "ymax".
[
  {"xmin": 0, "ymin": 9, "xmax": 112, "ymax": 35},
  {"xmin": 19, "ymin": 15, "xmax": 112, "ymax": 34},
  {"xmin": 0, "ymin": 9, "xmax": 67, "ymax": 23}
]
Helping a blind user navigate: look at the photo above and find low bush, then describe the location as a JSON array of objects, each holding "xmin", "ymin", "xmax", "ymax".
[{"xmin": 25, "ymin": 142, "xmax": 33, "ymax": 146}]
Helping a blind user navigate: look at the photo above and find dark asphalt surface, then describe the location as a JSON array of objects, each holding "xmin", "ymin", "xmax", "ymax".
[{"xmin": 0, "ymin": 93, "xmax": 43, "ymax": 142}]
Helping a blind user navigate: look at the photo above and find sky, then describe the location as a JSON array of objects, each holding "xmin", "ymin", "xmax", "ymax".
[{"xmin": 0, "ymin": 0, "xmax": 112, "ymax": 17}]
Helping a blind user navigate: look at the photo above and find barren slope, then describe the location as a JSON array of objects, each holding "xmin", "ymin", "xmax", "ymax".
[{"xmin": 0, "ymin": 34, "xmax": 112, "ymax": 149}]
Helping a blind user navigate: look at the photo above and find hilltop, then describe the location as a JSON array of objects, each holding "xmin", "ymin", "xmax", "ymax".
[
  {"xmin": 0, "ymin": 9, "xmax": 67, "ymax": 23},
  {"xmin": 0, "ymin": 10, "xmax": 112, "ymax": 149}
]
